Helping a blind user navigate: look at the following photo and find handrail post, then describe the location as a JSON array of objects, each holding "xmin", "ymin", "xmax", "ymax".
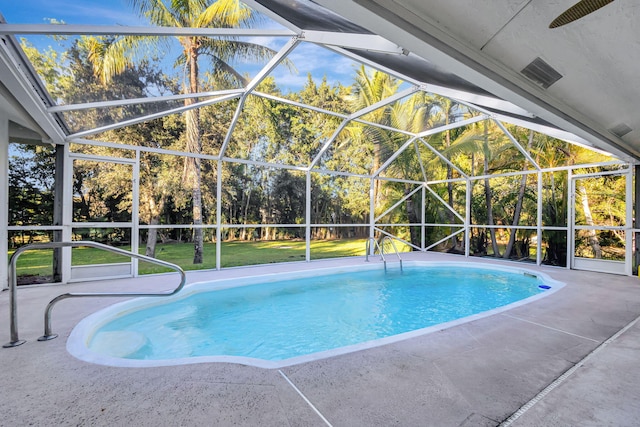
[
  {"xmin": 3, "ymin": 246, "xmax": 26, "ymax": 347},
  {"xmin": 3, "ymin": 241, "xmax": 186, "ymax": 348},
  {"xmin": 365, "ymin": 237, "xmax": 387, "ymax": 271},
  {"xmin": 381, "ymin": 236, "xmax": 403, "ymax": 272},
  {"xmin": 365, "ymin": 238, "xmax": 371, "ymax": 261}
]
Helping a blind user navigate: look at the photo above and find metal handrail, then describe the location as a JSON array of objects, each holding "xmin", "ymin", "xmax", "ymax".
[
  {"xmin": 3, "ymin": 241, "xmax": 186, "ymax": 348},
  {"xmin": 365, "ymin": 236, "xmax": 403, "ymax": 272},
  {"xmin": 365, "ymin": 237, "xmax": 385, "ymax": 264},
  {"xmin": 381, "ymin": 236, "xmax": 403, "ymax": 272}
]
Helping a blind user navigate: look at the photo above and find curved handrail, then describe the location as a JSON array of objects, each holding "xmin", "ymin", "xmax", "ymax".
[
  {"xmin": 365, "ymin": 236, "xmax": 403, "ymax": 272},
  {"xmin": 365, "ymin": 237, "xmax": 386, "ymax": 264},
  {"xmin": 3, "ymin": 241, "xmax": 186, "ymax": 348},
  {"xmin": 381, "ymin": 235, "xmax": 403, "ymax": 272}
]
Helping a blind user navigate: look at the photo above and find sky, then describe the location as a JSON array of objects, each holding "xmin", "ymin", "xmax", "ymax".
[
  {"xmin": 0, "ymin": 0, "xmax": 149, "ymax": 26},
  {"xmin": 0, "ymin": 0, "xmax": 363, "ymax": 94}
]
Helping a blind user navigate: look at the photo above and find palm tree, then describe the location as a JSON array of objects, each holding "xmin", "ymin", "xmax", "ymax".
[
  {"xmin": 87, "ymin": 0, "xmax": 277, "ymax": 263},
  {"xmin": 439, "ymin": 118, "xmax": 522, "ymax": 256},
  {"xmin": 350, "ymin": 66, "xmax": 402, "ymax": 206},
  {"xmin": 503, "ymin": 129, "xmax": 534, "ymax": 259},
  {"xmin": 350, "ymin": 66, "xmax": 436, "ymax": 247},
  {"xmin": 430, "ymin": 95, "xmax": 468, "ymax": 251}
]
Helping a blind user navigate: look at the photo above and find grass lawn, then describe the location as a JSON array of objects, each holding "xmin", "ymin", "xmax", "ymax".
[{"xmin": 9, "ymin": 238, "xmax": 369, "ymax": 281}]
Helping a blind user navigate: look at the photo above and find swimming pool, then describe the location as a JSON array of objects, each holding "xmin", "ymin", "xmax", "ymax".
[{"xmin": 67, "ymin": 261, "xmax": 564, "ymax": 368}]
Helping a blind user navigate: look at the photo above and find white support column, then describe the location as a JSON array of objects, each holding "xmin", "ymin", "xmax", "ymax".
[
  {"xmin": 465, "ymin": 178, "xmax": 471, "ymax": 258},
  {"xmin": 0, "ymin": 115, "xmax": 8, "ymax": 290},
  {"xmin": 421, "ymin": 185, "xmax": 426, "ymax": 251},
  {"xmin": 61, "ymin": 144, "xmax": 73, "ymax": 283},
  {"xmin": 567, "ymin": 169, "xmax": 573, "ymax": 270},
  {"xmin": 306, "ymin": 171, "xmax": 311, "ymax": 262},
  {"xmin": 537, "ymin": 171, "xmax": 543, "ymax": 266},
  {"xmin": 625, "ymin": 167, "xmax": 633, "ymax": 276},
  {"xmin": 52, "ymin": 145, "xmax": 64, "ymax": 282},
  {"xmin": 131, "ymin": 149, "xmax": 140, "ymax": 276},
  {"xmin": 369, "ymin": 178, "xmax": 375, "ymax": 254},
  {"xmin": 635, "ymin": 165, "xmax": 640, "ymax": 275},
  {"xmin": 216, "ymin": 159, "xmax": 223, "ymax": 270}
]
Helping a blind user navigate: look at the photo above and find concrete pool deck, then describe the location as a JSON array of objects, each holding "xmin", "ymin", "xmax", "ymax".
[{"xmin": 1, "ymin": 252, "xmax": 640, "ymax": 426}]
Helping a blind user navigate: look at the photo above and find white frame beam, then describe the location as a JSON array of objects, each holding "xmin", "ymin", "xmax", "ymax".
[
  {"xmin": 302, "ymin": 30, "xmax": 405, "ymax": 55},
  {"xmin": 0, "ymin": 24, "xmax": 296, "ymax": 37},
  {"xmin": 219, "ymin": 36, "xmax": 301, "ymax": 158},
  {"xmin": 493, "ymin": 119, "xmax": 541, "ymax": 171},
  {"xmin": 66, "ymin": 93, "xmax": 242, "ymax": 140},
  {"xmin": 0, "ymin": 114, "xmax": 8, "ymax": 289},
  {"xmin": 309, "ymin": 86, "xmax": 419, "ymax": 169},
  {"xmin": 49, "ymin": 89, "xmax": 245, "ymax": 113},
  {"xmin": 374, "ymin": 184, "xmax": 422, "ymax": 223}
]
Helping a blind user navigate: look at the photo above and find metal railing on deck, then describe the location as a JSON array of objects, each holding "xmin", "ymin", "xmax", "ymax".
[
  {"xmin": 365, "ymin": 236, "xmax": 403, "ymax": 272},
  {"xmin": 3, "ymin": 241, "xmax": 186, "ymax": 348}
]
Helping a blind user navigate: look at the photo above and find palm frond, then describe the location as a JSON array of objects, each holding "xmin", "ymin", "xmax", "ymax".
[
  {"xmin": 129, "ymin": 0, "xmax": 181, "ymax": 26},
  {"xmin": 86, "ymin": 35, "xmax": 160, "ymax": 84},
  {"xmin": 440, "ymin": 131, "xmax": 485, "ymax": 159},
  {"xmin": 209, "ymin": 56, "xmax": 248, "ymax": 87},
  {"xmin": 199, "ymin": 39, "xmax": 294, "ymax": 73},
  {"xmin": 201, "ymin": 0, "xmax": 255, "ymax": 28}
]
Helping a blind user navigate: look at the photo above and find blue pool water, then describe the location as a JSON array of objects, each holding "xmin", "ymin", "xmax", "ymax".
[{"xmin": 72, "ymin": 263, "xmax": 562, "ymax": 367}]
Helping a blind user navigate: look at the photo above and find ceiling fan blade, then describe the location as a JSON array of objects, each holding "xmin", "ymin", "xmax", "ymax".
[{"xmin": 549, "ymin": 0, "xmax": 614, "ymax": 28}]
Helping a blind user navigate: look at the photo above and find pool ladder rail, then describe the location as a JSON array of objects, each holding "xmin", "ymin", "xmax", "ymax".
[
  {"xmin": 365, "ymin": 236, "xmax": 403, "ymax": 272},
  {"xmin": 3, "ymin": 241, "xmax": 186, "ymax": 349}
]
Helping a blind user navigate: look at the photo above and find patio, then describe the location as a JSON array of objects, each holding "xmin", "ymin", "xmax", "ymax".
[{"xmin": 2, "ymin": 252, "xmax": 640, "ymax": 426}]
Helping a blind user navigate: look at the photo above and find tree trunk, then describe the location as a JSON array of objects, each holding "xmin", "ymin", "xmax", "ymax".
[
  {"xmin": 503, "ymin": 173, "xmax": 527, "ymax": 259},
  {"xmin": 579, "ymin": 184, "xmax": 602, "ymax": 258},
  {"xmin": 484, "ymin": 177, "xmax": 500, "ymax": 257},
  {"xmin": 405, "ymin": 185, "xmax": 419, "ymax": 249},
  {"xmin": 183, "ymin": 39, "xmax": 204, "ymax": 264},
  {"xmin": 504, "ymin": 130, "xmax": 534, "ymax": 259},
  {"xmin": 146, "ymin": 217, "xmax": 159, "ymax": 258},
  {"xmin": 145, "ymin": 197, "xmax": 160, "ymax": 257},
  {"xmin": 241, "ymin": 186, "xmax": 251, "ymax": 240},
  {"xmin": 372, "ymin": 142, "xmax": 382, "ymax": 210},
  {"xmin": 444, "ymin": 113, "xmax": 459, "ymax": 250},
  {"xmin": 483, "ymin": 122, "xmax": 500, "ymax": 256}
]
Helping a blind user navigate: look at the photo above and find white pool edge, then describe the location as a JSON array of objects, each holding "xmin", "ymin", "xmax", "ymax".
[{"xmin": 67, "ymin": 260, "xmax": 565, "ymax": 369}]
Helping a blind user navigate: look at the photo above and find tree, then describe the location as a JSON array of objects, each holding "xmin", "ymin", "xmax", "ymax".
[
  {"xmin": 35, "ymin": 37, "xmax": 184, "ymax": 253},
  {"xmin": 578, "ymin": 184, "xmax": 602, "ymax": 258},
  {"xmin": 440, "ymin": 119, "xmax": 528, "ymax": 256},
  {"xmin": 8, "ymin": 144, "xmax": 56, "ymax": 246},
  {"xmin": 86, "ymin": 0, "xmax": 278, "ymax": 263},
  {"xmin": 349, "ymin": 66, "xmax": 437, "ymax": 247},
  {"xmin": 350, "ymin": 67, "xmax": 402, "ymax": 207},
  {"xmin": 533, "ymin": 139, "xmax": 614, "ymax": 264},
  {"xmin": 430, "ymin": 95, "xmax": 468, "ymax": 252},
  {"xmin": 503, "ymin": 129, "xmax": 534, "ymax": 259}
]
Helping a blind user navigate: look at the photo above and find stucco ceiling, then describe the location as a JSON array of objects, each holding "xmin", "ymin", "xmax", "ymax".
[{"xmin": 312, "ymin": 0, "xmax": 640, "ymax": 161}]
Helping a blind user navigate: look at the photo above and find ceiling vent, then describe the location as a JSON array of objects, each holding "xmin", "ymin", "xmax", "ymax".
[
  {"xmin": 521, "ymin": 57, "xmax": 563, "ymax": 89},
  {"xmin": 609, "ymin": 123, "xmax": 633, "ymax": 138}
]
